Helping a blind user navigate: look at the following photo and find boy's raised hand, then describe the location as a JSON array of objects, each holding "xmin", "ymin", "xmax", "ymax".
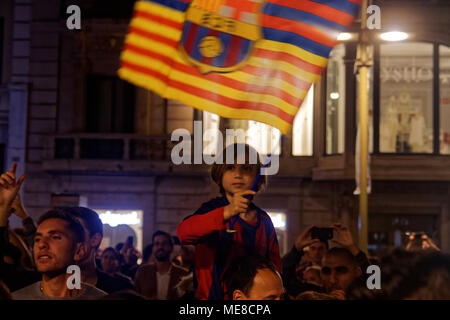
[
  {"xmin": 223, "ymin": 190, "xmax": 256, "ymax": 221},
  {"xmin": 0, "ymin": 162, "xmax": 26, "ymax": 211}
]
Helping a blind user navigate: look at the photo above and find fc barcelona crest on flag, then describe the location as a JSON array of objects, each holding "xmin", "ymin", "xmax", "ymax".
[
  {"xmin": 118, "ymin": 0, "xmax": 362, "ymax": 134},
  {"xmin": 180, "ymin": 0, "xmax": 263, "ymax": 73}
]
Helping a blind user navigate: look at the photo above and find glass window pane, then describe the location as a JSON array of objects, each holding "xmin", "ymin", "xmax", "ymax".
[
  {"xmin": 380, "ymin": 42, "xmax": 433, "ymax": 153},
  {"xmin": 326, "ymin": 44, "xmax": 346, "ymax": 154},
  {"xmin": 440, "ymin": 45, "xmax": 450, "ymax": 155},
  {"xmin": 206, "ymin": 116, "xmax": 281, "ymax": 156},
  {"xmin": 203, "ymin": 111, "xmax": 220, "ymax": 155},
  {"xmin": 246, "ymin": 121, "xmax": 281, "ymax": 155},
  {"xmin": 292, "ymin": 85, "xmax": 314, "ymax": 156}
]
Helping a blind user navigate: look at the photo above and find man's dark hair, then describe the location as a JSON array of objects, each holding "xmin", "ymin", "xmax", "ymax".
[
  {"xmin": 152, "ymin": 231, "xmax": 173, "ymax": 247},
  {"xmin": 37, "ymin": 209, "xmax": 85, "ymax": 244},
  {"xmin": 325, "ymin": 247, "xmax": 358, "ymax": 267},
  {"xmin": 65, "ymin": 207, "xmax": 103, "ymax": 238},
  {"xmin": 222, "ymin": 254, "xmax": 279, "ymax": 299},
  {"xmin": 348, "ymin": 249, "xmax": 450, "ymax": 300}
]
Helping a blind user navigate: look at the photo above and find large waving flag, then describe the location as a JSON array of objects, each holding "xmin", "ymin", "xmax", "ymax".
[{"xmin": 118, "ymin": 0, "xmax": 362, "ymax": 134}]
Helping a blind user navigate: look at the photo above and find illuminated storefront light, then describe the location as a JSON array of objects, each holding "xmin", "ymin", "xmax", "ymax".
[
  {"xmin": 97, "ymin": 210, "xmax": 142, "ymax": 227},
  {"xmin": 337, "ymin": 32, "xmax": 353, "ymax": 41},
  {"xmin": 330, "ymin": 92, "xmax": 340, "ymax": 100},
  {"xmin": 268, "ymin": 212, "xmax": 286, "ymax": 230},
  {"xmin": 380, "ymin": 31, "xmax": 408, "ymax": 42}
]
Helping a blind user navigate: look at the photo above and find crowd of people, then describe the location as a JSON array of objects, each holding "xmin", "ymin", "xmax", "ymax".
[{"xmin": 1, "ymin": 144, "xmax": 450, "ymax": 300}]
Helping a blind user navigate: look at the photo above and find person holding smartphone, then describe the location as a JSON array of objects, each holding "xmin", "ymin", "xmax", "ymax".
[
  {"xmin": 405, "ymin": 232, "xmax": 440, "ymax": 252},
  {"xmin": 282, "ymin": 223, "xmax": 370, "ymax": 299},
  {"xmin": 119, "ymin": 236, "xmax": 141, "ymax": 279}
]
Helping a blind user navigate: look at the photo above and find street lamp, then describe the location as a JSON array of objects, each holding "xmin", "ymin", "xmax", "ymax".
[
  {"xmin": 337, "ymin": 31, "xmax": 410, "ymax": 42},
  {"xmin": 337, "ymin": 32, "xmax": 354, "ymax": 41},
  {"xmin": 380, "ymin": 31, "xmax": 409, "ymax": 41}
]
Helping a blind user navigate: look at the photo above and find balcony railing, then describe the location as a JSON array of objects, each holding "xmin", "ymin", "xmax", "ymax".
[{"xmin": 44, "ymin": 133, "xmax": 173, "ymax": 161}]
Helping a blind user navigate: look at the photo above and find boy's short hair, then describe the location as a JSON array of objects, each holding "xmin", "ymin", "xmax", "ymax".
[
  {"xmin": 211, "ymin": 143, "xmax": 267, "ymax": 193},
  {"xmin": 37, "ymin": 209, "xmax": 85, "ymax": 244}
]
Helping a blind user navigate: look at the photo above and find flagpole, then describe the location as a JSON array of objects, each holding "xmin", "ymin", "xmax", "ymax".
[{"xmin": 357, "ymin": 0, "xmax": 369, "ymax": 253}]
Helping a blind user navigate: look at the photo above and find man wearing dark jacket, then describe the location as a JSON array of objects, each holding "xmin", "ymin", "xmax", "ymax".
[{"xmin": 134, "ymin": 231, "xmax": 190, "ymax": 299}]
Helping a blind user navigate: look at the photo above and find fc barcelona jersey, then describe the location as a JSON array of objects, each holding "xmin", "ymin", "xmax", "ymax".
[{"xmin": 177, "ymin": 196, "xmax": 281, "ymax": 300}]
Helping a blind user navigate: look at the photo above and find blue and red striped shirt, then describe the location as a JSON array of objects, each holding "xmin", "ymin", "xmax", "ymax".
[{"xmin": 177, "ymin": 195, "xmax": 281, "ymax": 300}]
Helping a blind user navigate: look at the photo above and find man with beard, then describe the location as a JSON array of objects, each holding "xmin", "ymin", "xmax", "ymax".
[
  {"xmin": 320, "ymin": 247, "xmax": 364, "ymax": 299},
  {"xmin": 134, "ymin": 231, "xmax": 190, "ymax": 299}
]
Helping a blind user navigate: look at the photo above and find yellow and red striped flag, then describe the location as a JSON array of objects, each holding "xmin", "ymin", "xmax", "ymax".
[{"xmin": 118, "ymin": 0, "xmax": 362, "ymax": 134}]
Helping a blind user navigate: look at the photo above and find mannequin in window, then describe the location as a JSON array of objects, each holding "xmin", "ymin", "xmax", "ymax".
[
  {"xmin": 408, "ymin": 107, "xmax": 426, "ymax": 152},
  {"xmin": 380, "ymin": 95, "xmax": 399, "ymax": 152}
]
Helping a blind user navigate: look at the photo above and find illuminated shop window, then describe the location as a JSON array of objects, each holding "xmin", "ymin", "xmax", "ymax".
[
  {"xmin": 326, "ymin": 44, "xmax": 346, "ymax": 154},
  {"xmin": 440, "ymin": 45, "xmax": 450, "ymax": 155},
  {"xmin": 202, "ymin": 112, "xmax": 281, "ymax": 156},
  {"xmin": 379, "ymin": 42, "xmax": 434, "ymax": 153},
  {"xmin": 245, "ymin": 121, "xmax": 281, "ymax": 155},
  {"xmin": 267, "ymin": 211, "xmax": 287, "ymax": 256},
  {"xmin": 292, "ymin": 85, "xmax": 314, "ymax": 156},
  {"xmin": 203, "ymin": 111, "xmax": 220, "ymax": 155},
  {"xmin": 95, "ymin": 209, "xmax": 144, "ymax": 254}
]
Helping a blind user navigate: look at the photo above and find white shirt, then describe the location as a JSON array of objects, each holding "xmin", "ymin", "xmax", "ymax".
[{"xmin": 156, "ymin": 267, "xmax": 171, "ymax": 300}]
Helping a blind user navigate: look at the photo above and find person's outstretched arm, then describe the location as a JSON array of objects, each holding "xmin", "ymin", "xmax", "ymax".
[
  {"xmin": 282, "ymin": 226, "xmax": 321, "ymax": 297},
  {"xmin": 0, "ymin": 163, "xmax": 26, "ymax": 280},
  {"xmin": 11, "ymin": 194, "xmax": 36, "ymax": 249},
  {"xmin": 177, "ymin": 205, "xmax": 228, "ymax": 245}
]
